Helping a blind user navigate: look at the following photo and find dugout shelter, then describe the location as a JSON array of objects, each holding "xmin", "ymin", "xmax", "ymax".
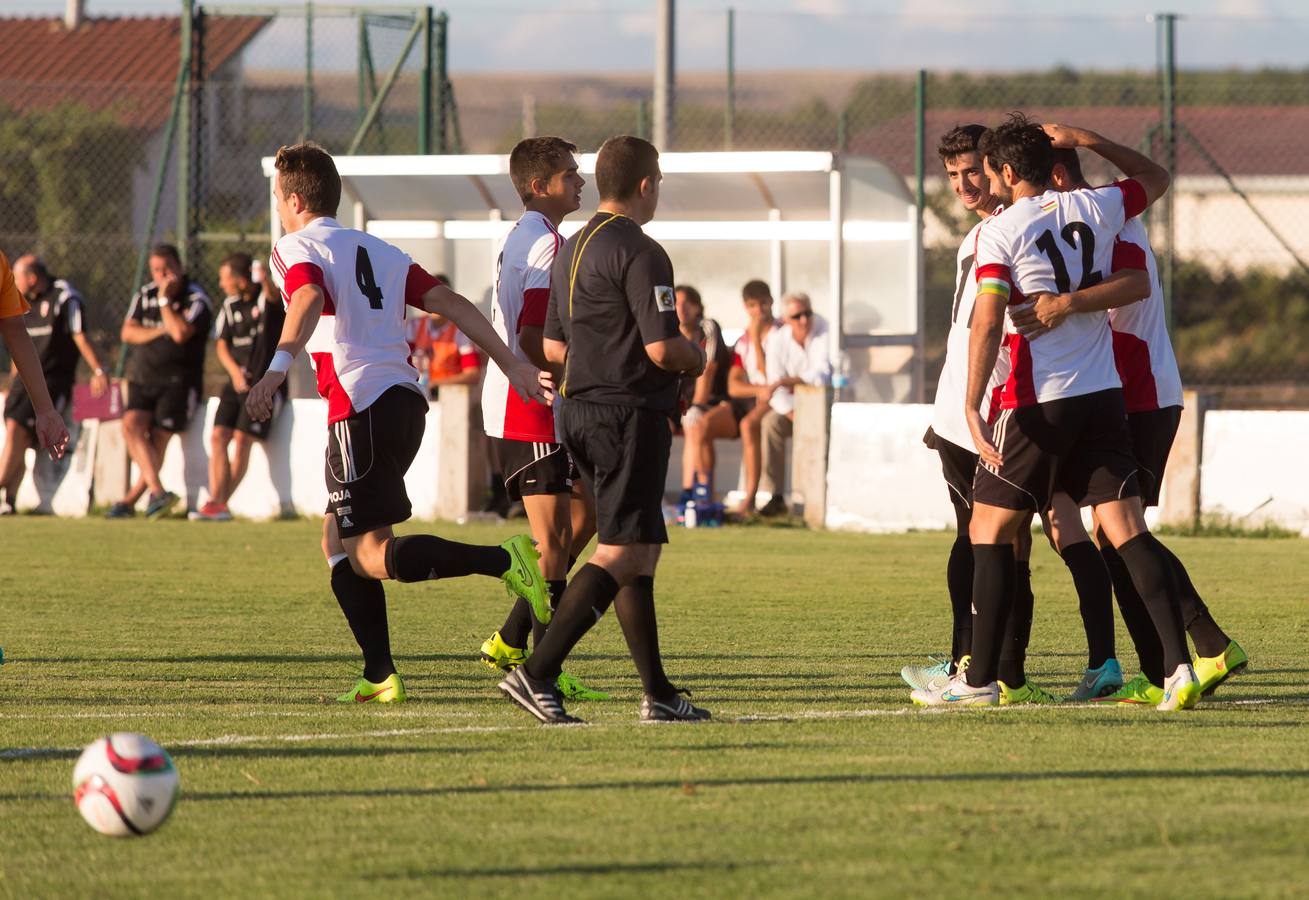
[{"xmin": 263, "ymin": 151, "xmax": 922, "ymax": 402}]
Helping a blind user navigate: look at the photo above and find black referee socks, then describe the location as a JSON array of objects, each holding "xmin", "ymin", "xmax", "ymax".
[
  {"xmin": 384, "ymin": 534, "xmax": 511, "ymax": 582},
  {"xmin": 1062, "ymin": 540, "xmax": 1116, "ymax": 669},
  {"xmin": 330, "ymin": 559, "xmax": 395, "ymax": 683},
  {"xmin": 615, "ymin": 575, "xmax": 676, "ymax": 700},
  {"xmin": 967, "ymin": 543, "xmax": 1014, "ymax": 688},
  {"xmin": 524, "ymin": 564, "xmax": 619, "ymax": 683},
  {"xmin": 1116, "ymin": 532, "xmax": 1191, "ymax": 672}
]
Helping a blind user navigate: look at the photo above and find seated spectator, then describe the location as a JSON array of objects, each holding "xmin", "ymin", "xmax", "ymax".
[
  {"xmin": 0, "ymin": 255, "xmax": 106, "ymax": 514},
  {"xmin": 407, "ymin": 312, "xmax": 483, "ymax": 398},
  {"xmin": 759, "ymin": 292, "xmax": 831, "ymax": 517},
  {"xmin": 194, "ymin": 252, "xmax": 286, "ymax": 521},
  {"xmin": 107, "ymin": 243, "xmax": 212, "ymax": 519},
  {"xmin": 730, "ymin": 279, "xmax": 782, "ymax": 516},
  {"xmin": 675, "ymin": 285, "xmax": 736, "ymax": 502}
]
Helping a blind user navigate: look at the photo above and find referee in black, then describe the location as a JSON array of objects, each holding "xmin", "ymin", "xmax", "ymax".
[{"xmin": 498, "ymin": 135, "xmax": 711, "ymax": 725}]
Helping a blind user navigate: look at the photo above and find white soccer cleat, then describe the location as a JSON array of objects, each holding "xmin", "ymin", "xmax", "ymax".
[
  {"xmin": 911, "ymin": 673, "xmax": 999, "ymax": 708},
  {"xmin": 1157, "ymin": 662, "xmax": 1202, "ymax": 711}
]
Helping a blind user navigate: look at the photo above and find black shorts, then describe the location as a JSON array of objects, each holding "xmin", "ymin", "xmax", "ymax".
[
  {"xmin": 973, "ymin": 388, "xmax": 1140, "ymax": 513},
  {"xmin": 126, "ymin": 380, "xmax": 200, "ymax": 433},
  {"xmin": 492, "ymin": 436, "xmax": 578, "ymax": 503},
  {"xmin": 928, "ymin": 428, "xmax": 979, "ymax": 511},
  {"xmin": 4, "ymin": 378, "xmax": 71, "ymax": 440},
  {"xmin": 558, "ymin": 398, "xmax": 671, "ymax": 546},
  {"xmin": 729, "ymin": 397, "xmax": 755, "ymax": 424},
  {"xmin": 214, "ymin": 383, "xmax": 277, "ymax": 440},
  {"xmin": 325, "ymin": 385, "xmax": 427, "ymax": 539},
  {"xmin": 1128, "ymin": 405, "xmax": 1182, "ymax": 507}
]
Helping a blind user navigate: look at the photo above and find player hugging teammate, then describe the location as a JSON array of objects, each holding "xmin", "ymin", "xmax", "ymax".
[{"xmin": 909, "ymin": 114, "xmax": 1245, "ymax": 712}]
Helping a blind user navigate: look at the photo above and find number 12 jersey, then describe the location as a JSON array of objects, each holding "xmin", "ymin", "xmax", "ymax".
[{"xmin": 270, "ymin": 216, "xmax": 441, "ymax": 423}]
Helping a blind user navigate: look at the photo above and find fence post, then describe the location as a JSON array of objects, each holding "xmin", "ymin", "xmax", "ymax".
[
  {"xmin": 356, "ymin": 14, "xmax": 366, "ymax": 130},
  {"xmin": 724, "ymin": 7, "xmax": 735, "ymax": 150},
  {"xmin": 177, "ymin": 0, "xmax": 194, "ymax": 269},
  {"xmin": 303, "ymin": 1, "xmax": 314, "ymax": 140},
  {"xmin": 435, "ymin": 11, "xmax": 448, "ymax": 153},
  {"xmin": 915, "ymin": 69, "xmax": 927, "ymax": 403},
  {"xmin": 419, "ymin": 6, "xmax": 433, "ymax": 154},
  {"xmin": 1158, "ymin": 11, "xmax": 1177, "ymax": 331},
  {"xmin": 637, "ymin": 98, "xmax": 649, "ymax": 140}
]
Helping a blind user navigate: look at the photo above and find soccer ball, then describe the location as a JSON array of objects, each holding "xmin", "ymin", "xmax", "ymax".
[{"xmin": 72, "ymin": 733, "xmax": 179, "ymax": 837}]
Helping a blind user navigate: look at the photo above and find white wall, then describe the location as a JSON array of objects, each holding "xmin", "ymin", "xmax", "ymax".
[{"xmin": 1200, "ymin": 410, "xmax": 1309, "ymax": 535}]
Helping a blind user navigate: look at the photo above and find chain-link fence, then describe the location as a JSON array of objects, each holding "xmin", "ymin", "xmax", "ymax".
[{"xmin": 2, "ymin": 6, "xmax": 1306, "ymax": 401}]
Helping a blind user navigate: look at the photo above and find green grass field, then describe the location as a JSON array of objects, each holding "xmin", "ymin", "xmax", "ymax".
[{"xmin": 2, "ymin": 519, "xmax": 1307, "ymax": 898}]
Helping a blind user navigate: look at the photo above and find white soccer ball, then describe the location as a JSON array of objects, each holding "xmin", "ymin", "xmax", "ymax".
[{"xmin": 72, "ymin": 733, "xmax": 179, "ymax": 837}]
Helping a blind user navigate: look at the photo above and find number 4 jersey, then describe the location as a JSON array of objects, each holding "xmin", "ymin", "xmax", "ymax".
[
  {"xmin": 974, "ymin": 179, "xmax": 1148, "ymax": 408},
  {"xmin": 270, "ymin": 216, "xmax": 441, "ymax": 423}
]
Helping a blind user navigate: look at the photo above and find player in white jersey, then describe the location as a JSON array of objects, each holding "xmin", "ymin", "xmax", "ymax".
[
  {"xmin": 1012, "ymin": 148, "xmax": 1247, "ymax": 704},
  {"xmin": 246, "ymin": 142, "xmax": 553, "ymax": 705},
  {"xmin": 476, "ymin": 137, "xmax": 608, "ymax": 702},
  {"xmin": 912, "ymin": 115, "xmax": 1204, "ymax": 712}
]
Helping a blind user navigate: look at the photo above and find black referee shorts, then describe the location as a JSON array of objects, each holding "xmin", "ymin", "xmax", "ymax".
[
  {"xmin": 558, "ymin": 397, "xmax": 671, "ymax": 546},
  {"xmin": 325, "ymin": 385, "xmax": 427, "ymax": 539},
  {"xmin": 1128, "ymin": 405, "xmax": 1182, "ymax": 508}
]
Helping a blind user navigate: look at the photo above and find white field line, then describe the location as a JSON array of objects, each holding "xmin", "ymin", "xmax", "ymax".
[
  {"xmin": 1, "ymin": 698, "xmax": 1291, "ymax": 761},
  {"xmin": 0, "ymin": 709, "xmax": 489, "ymax": 722}
]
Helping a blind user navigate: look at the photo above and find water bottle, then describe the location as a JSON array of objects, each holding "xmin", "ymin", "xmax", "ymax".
[
  {"xmin": 684, "ymin": 499, "xmax": 698, "ymax": 529},
  {"xmin": 831, "ymin": 351, "xmax": 851, "ymax": 401}
]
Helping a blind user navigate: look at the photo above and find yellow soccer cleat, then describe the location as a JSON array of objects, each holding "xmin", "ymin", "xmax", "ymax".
[
  {"xmin": 999, "ymin": 679, "xmax": 1060, "ymax": 705},
  {"xmin": 479, "ymin": 630, "xmax": 528, "ymax": 673},
  {"xmin": 1194, "ymin": 640, "xmax": 1249, "ymax": 696},
  {"xmin": 336, "ymin": 673, "xmax": 407, "ymax": 704}
]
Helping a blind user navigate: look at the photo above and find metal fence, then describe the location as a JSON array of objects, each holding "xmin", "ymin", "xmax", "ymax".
[{"xmin": 2, "ymin": 5, "xmax": 1307, "ymax": 401}]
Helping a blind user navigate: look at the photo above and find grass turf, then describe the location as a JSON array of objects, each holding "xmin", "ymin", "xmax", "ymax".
[{"xmin": 2, "ymin": 519, "xmax": 1306, "ymax": 898}]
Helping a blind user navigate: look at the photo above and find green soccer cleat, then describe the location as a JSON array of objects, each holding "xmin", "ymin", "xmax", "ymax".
[
  {"xmin": 479, "ymin": 630, "xmax": 528, "ymax": 673},
  {"xmin": 1193, "ymin": 640, "xmax": 1249, "ymax": 696},
  {"xmin": 336, "ymin": 673, "xmax": 407, "ymax": 704},
  {"xmin": 1092, "ymin": 673, "xmax": 1164, "ymax": 706},
  {"xmin": 999, "ymin": 679, "xmax": 1061, "ymax": 705},
  {"xmin": 556, "ymin": 672, "xmax": 612, "ymax": 701},
  {"xmin": 500, "ymin": 535, "xmax": 551, "ymax": 625}
]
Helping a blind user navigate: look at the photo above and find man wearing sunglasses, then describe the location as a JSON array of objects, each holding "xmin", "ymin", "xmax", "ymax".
[{"xmin": 758, "ymin": 292, "xmax": 831, "ymax": 516}]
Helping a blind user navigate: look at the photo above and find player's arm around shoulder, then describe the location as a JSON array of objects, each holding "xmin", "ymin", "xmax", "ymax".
[{"xmin": 1043, "ymin": 122, "xmax": 1169, "ymax": 212}]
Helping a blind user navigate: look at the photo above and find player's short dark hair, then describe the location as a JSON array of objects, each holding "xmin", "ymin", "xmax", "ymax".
[
  {"xmin": 221, "ymin": 252, "xmax": 253, "ymax": 281},
  {"xmin": 17, "ymin": 255, "xmax": 50, "ymax": 280},
  {"xmin": 595, "ymin": 135, "xmax": 660, "ymax": 201},
  {"xmin": 509, "ymin": 136, "xmax": 579, "ymax": 204},
  {"xmin": 274, "ymin": 141, "xmax": 341, "ymax": 215},
  {"xmin": 675, "ymin": 284, "xmax": 702, "ymax": 307},
  {"xmin": 1051, "ymin": 147, "xmax": 1087, "ymax": 186},
  {"xmin": 979, "ymin": 113, "xmax": 1054, "ymax": 187},
  {"xmin": 741, "ymin": 279, "xmax": 772, "ymax": 304},
  {"xmin": 150, "ymin": 243, "xmax": 182, "ymax": 267},
  {"xmin": 937, "ymin": 124, "xmax": 987, "ymax": 163}
]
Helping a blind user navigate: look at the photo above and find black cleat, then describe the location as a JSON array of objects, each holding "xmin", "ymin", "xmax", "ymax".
[
  {"xmin": 498, "ymin": 667, "xmax": 584, "ymax": 725},
  {"xmin": 640, "ymin": 689, "xmax": 711, "ymax": 723}
]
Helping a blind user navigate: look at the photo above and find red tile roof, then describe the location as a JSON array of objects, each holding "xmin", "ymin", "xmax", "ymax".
[{"xmin": 0, "ymin": 15, "xmax": 268, "ymax": 130}]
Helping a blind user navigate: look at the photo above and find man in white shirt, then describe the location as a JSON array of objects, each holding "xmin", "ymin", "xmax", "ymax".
[{"xmin": 758, "ymin": 292, "xmax": 831, "ymax": 516}]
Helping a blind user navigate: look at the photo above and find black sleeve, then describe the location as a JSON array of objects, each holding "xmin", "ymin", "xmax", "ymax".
[
  {"xmin": 214, "ymin": 303, "xmax": 230, "ymax": 340},
  {"xmin": 126, "ymin": 288, "xmax": 145, "ymax": 324},
  {"xmin": 625, "ymin": 243, "xmax": 680, "ymax": 346},
  {"xmin": 544, "ymin": 249, "xmax": 568, "ymax": 342},
  {"xmin": 248, "ymin": 295, "xmax": 286, "ymax": 377}
]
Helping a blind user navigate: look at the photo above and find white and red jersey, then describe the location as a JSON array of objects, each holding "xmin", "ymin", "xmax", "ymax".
[
  {"xmin": 731, "ymin": 321, "xmax": 780, "ymax": 386},
  {"xmin": 483, "ymin": 211, "xmax": 561, "ymax": 442},
  {"xmin": 269, "ymin": 216, "xmax": 439, "ymax": 423},
  {"xmin": 1108, "ymin": 217, "xmax": 1184, "ymax": 413},
  {"xmin": 931, "ymin": 217, "xmax": 1008, "ymax": 450},
  {"xmin": 975, "ymin": 179, "xmax": 1148, "ymax": 407}
]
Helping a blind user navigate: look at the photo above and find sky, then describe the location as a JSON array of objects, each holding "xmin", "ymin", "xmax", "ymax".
[{"xmin": 9, "ymin": 0, "xmax": 1309, "ymax": 72}]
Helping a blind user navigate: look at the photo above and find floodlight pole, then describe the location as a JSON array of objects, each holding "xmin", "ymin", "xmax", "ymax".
[
  {"xmin": 303, "ymin": 1, "xmax": 314, "ymax": 139},
  {"xmin": 1158, "ymin": 11, "xmax": 1177, "ymax": 331},
  {"xmin": 177, "ymin": 0, "xmax": 195, "ymax": 270},
  {"xmin": 654, "ymin": 0, "xmax": 675, "ymax": 149},
  {"xmin": 724, "ymin": 7, "xmax": 734, "ymax": 150},
  {"xmin": 419, "ymin": 6, "xmax": 433, "ymax": 154}
]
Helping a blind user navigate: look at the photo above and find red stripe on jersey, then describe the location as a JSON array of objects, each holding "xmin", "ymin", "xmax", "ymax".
[
  {"xmin": 271, "ymin": 248, "xmax": 288, "ymax": 277},
  {"xmin": 1112, "ymin": 330, "xmax": 1159, "ymax": 413},
  {"xmin": 975, "ymin": 262, "xmax": 1012, "ymax": 284},
  {"xmin": 1001, "ymin": 334, "xmax": 1037, "ymax": 408},
  {"xmin": 283, "ymin": 262, "xmax": 336, "ymax": 315},
  {"xmin": 986, "ymin": 384, "xmax": 1004, "ymax": 425},
  {"xmin": 311, "ymin": 351, "xmax": 356, "ymax": 424},
  {"xmin": 518, "ymin": 288, "xmax": 550, "ymax": 331},
  {"xmin": 1115, "ymin": 178, "xmax": 1148, "ymax": 220},
  {"xmin": 500, "ymin": 389, "xmax": 556, "ymax": 443},
  {"xmin": 405, "ymin": 263, "xmax": 441, "ymax": 310},
  {"xmin": 1111, "ymin": 239, "xmax": 1147, "ymax": 273}
]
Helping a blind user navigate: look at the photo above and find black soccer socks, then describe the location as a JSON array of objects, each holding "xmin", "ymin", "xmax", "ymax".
[
  {"xmin": 615, "ymin": 575, "xmax": 677, "ymax": 700},
  {"xmin": 997, "ymin": 559, "xmax": 1034, "ymax": 688},
  {"xmin": 330, "ymin": 558, "xmax": 395, "ymax": 683},
  {"xmin": 1098, "ymin": 529, "xmax": 1166, "ymax": 686},
  {"xmin": 384, "ymin": 534, "xmax": 511, "ymax": 582},
  {"xmin": 1157, "ymin": 541, "xmax": 1231, "ymax": 657},
  {"xmin": 947, "ymin": 535, "xmax": 974, "ymax": 669},
  {"xmin": 524, "ymin": 564, "xmax": 619, "ymax": 683},
  {"xmin": 1062, "ymin": 539, "xmax": 1116, "ymax": 669},
  {"xmin": 532, "ymin": 580, "xmax": 567, "ymax": 649},
  {"xmin": 967, "ymin": 543, "xmax": 1014, "ymax": 688},
  {"xmin": 1116, "ymin": 532, "xmax": 1191, "ymax": 673}
]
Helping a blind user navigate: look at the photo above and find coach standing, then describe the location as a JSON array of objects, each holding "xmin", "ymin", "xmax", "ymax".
[
  {"xmin": 498, "ymin": 135, "xmax": 711, "ymax": 725},
  {"xmin": 106, "ymin": 243, "xmax": 212, "ymax": 519}
]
